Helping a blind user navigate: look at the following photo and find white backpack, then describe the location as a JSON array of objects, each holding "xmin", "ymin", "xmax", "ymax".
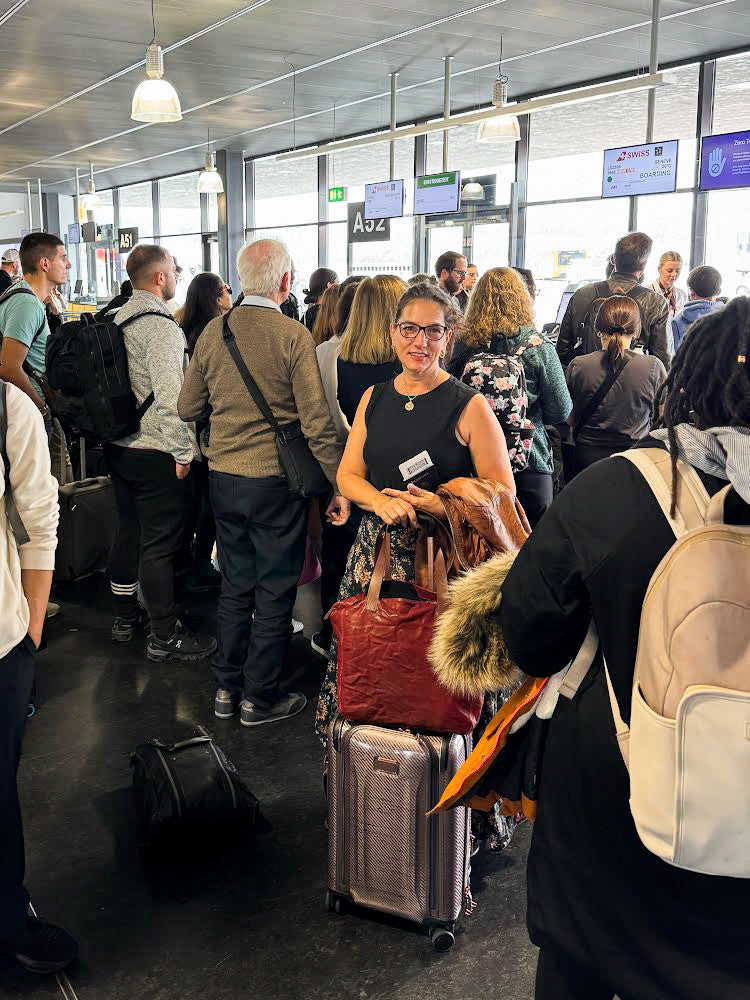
[{"xmin": 562, "ymin": 447, "xmax": 750, "ymax": 877}]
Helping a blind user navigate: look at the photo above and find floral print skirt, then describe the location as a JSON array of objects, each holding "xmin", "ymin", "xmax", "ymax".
[{"xmin": 315, "ymin": 511, "xmax": 515, "ymax": 852}]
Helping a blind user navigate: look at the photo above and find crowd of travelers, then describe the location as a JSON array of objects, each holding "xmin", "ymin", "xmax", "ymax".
[{"xmin": 0, "ymin": 224, "xmax": 748, "ymax": 998}]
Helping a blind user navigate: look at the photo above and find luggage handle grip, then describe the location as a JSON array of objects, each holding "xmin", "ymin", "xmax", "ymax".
[{"xmin": 146, "ymin": 736, "xmax": 213, "ymax": 752}]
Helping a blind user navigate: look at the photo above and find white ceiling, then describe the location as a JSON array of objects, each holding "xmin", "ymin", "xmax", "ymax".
[{"xmin": 0, "ymin": 0, "xmax": 748, "ymax": 194}]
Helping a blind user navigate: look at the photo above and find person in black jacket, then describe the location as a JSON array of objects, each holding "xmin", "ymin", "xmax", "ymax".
[
  {"xmin": 556, "ymin": 232, "xmax": 670, "ymax": 371},
  {"xmin": 498, "ymin": 299, "xmax": 750, "ymax": 999},
  {"xmin": 303, "ymin": 267, "xmax": 338, "ymax": 333}
]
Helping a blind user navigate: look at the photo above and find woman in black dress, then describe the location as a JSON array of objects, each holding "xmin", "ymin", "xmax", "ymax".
[
  {"xmin": 315, "ymin": 282, "xmax": 516, "ymax": 848},
  {"xmin": 500, "ymin": 299, "xmax": 750, "ymax": 998}
]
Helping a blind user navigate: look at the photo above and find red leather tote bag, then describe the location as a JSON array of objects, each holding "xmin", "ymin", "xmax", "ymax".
[{"xmin": 330, "ymin": 526, "xmax": 483, "ymax": 735}]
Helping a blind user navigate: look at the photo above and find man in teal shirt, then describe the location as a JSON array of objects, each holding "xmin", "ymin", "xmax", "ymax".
[{"xmin": 0, "ymin": 232, "xmax": 70, "ymax": 421}]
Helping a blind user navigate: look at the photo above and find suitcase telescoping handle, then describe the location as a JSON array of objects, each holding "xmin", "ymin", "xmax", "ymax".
[{"xmin": 146, "ymin": 735, "xmax": 213, "ymax": 753}]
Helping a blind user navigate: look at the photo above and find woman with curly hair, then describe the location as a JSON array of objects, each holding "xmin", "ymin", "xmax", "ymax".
[{"xmin": 449, "ymin": 267, "xmax": 571, "ymax": 526}]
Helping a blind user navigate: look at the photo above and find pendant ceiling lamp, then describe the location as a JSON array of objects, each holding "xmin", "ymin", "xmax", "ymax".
[
  {"xmin": 197, "ymin": 129, "xmax": 224, "ymax": 193},
  {"xmin": 477, "ymin": 37, "xmax": 520, "ymax": 143},
  {"xmin": 461, "ymin": 180, "xmax": 485, "ymax": 200},
  {"xmin": 80, "ymin": 163, "xmax": 102, "ymax": 212},
  {"xmin": 131, "ymin": 0, "xmax": 182, "ymax": 123}
]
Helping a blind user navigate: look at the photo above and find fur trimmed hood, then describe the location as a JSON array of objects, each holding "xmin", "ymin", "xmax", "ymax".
[{"xmin": 429, "ymin": 550, "xmax": 522, "ymax": 698}]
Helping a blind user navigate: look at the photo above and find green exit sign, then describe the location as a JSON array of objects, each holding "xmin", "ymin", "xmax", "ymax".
[{"xmin": 328, "ymin": 186, "xmax": 347, "ymax": 203}]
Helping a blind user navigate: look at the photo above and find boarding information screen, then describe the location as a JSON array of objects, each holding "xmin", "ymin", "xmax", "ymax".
[
  {"xmin": 364, "ymin": 179, "xmax": 405, "ymax": 220},
  {"xmin": 414, "ymin": 171, "xmax": 462, "ymax": 215},
  {"xmin": 602, "ymin": 140, "xmax": 679, "ymax": 198}
]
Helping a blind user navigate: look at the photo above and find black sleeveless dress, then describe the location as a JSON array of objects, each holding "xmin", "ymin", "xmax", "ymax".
[
  {"xmin": 363, "ymin": 376, "xmax": 477, "ymax": 491},
  {"xmin": 315, "ymin": 373, "xmax": 516, "ymax": 851}
]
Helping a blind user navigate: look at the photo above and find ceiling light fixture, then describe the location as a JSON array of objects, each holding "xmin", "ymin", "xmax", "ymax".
[
  {"xmin": 131, "ymin": 0, "xmax": 182, "ymax": 123},
  {"xmin": 197, "ymin": 129, "xmax": 224, "ymax": 193},
  {"xmin": 80, "ymin": 162, "xmax": 102, "ymax": 212},
  {"xmin": 461, "ymin": 180, "xmax": 485, "ymax": 200},
  {"xmin": 478, "ymin": 37, "xmax": 520, "ymax": 143}
]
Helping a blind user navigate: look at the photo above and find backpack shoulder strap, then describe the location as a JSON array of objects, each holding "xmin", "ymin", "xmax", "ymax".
[
  {"xmin": 118, "ymin": 310, "xmax": 179, "ymax": 329},
  {"xmin": 0, "ymin": 381, "xmax": 30, "ymax": 547},
  {"xmin": 616, "ymin": 447, "xmax": 710, "ymax": 538},
  {"xmin": 0, "ymin": 286, "xmax": 46, "ymax": 346}
]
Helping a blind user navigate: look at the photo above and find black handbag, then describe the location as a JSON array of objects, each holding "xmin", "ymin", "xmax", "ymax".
[
  {"xmin": 130, "ymin": 727, "xmax": 260, "ymax": 849},
  {"xmin": 562, "ymin": 354, "xmax": 632, "ymax": 484},
  {"xmin": 222, "ymin": 310, "xmax": 330, "ymax": 498}
]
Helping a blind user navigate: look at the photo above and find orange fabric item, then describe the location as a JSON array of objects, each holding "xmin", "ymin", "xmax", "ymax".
[{"xmin": 427, "ymin": 675, "xmax": 549, "ymax": 816}]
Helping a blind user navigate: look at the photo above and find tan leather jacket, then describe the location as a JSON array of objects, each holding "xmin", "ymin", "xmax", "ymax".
[{"xmin": 437, "ymin": 478, "xmax": 530, "ymax": 570}]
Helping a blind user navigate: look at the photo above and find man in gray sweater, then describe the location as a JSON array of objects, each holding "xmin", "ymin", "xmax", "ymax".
[
  {"xmin": 105, "ymin": 244, "xmax": 216, "ymax": 662},
  {"xmin": 179, "ymin": 239, "xmax": 348, "ymax": 726}
]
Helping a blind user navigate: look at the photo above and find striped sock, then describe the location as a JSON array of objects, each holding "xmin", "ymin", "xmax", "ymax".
[{"xmin": 111, "ymin": 581, "xmax": 139, "ymax": 619}]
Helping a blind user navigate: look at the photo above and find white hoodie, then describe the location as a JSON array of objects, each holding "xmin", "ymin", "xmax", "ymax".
[{"xmin": 0, "ymin": 383, "xmax": 58, "ymax": 659}]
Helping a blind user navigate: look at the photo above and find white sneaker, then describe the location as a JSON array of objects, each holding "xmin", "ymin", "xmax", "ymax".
[
  {"xmin": 46, "ymin": 602, "xmax": 60, "ymax": 619},
  {"xmin": 251, "ymin": 611, "xmax": 304, "ymax": 634}
]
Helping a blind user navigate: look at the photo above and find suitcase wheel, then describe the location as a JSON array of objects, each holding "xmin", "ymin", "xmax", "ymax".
[
  {"xmin": 429, "ymin": 925, "xmax": 455, "ymax": 953},
  {"xmin": 325, "ymin": 890, "xmax": 345, "ymax": 915}
]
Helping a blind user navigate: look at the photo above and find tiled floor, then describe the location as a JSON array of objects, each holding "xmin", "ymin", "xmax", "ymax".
[{"xmin": 3, "ymin": 576, "xmax": 536, "ymax": 999}]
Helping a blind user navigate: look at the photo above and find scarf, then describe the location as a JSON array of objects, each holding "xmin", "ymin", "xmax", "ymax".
[{"xmin": 651, "ymin": 424, "xmax": 750, "ymax": 505}]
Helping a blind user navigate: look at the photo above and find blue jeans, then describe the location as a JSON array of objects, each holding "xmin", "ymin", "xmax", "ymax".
[{"xmin": 209, "ymin": 472, "xmax": 307, "ymax": 709}]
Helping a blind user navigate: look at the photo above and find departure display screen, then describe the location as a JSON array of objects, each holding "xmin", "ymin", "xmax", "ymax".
[
  {"xmin": 413, "ymin": 171, "xmax": 462, "ymax": 215},
  {"xmin": 602, "ymin": 140, "xmax": 679, "ymax": 198},
  {"xmin": 364, "ymin": 179, "xmax": 405, "ymax": 220},
  {"xmin": 700, "ymin": 131, "xmax": 750, "ymax": 191}
]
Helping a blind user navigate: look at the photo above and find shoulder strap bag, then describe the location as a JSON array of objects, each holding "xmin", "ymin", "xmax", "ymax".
[
  {"xmin": 562, "ymin": 354, "xmax": 632, "ymax": 484},
  {"xmin": 221, "ymin": 309, "xmax": 330, "ymax": 498}
]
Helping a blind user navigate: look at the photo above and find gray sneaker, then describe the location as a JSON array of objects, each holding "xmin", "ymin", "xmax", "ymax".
[
  {"xmin": 240, "ymin": 692, "xmax": 307, "ymax": 727},
  {"xmin": 214, "ymin": 689, "xmax": 240, "ymax": 719}
]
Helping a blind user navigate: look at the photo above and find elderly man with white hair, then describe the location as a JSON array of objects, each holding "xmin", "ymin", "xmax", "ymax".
[{"xmin": 179, "ymin": 239, "xmax": 348, "ymax": 727}]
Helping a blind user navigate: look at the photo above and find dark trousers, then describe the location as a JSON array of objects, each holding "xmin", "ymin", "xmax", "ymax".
[
  {"xmin": 535, "ymin": 949, "xmax": 616, "ymax": 1000},
  {"xmin": 515, "ymin": 468, "xmax": 554, "ymax": 529},
  {"xmin": 0, "ymin": 636, "xmax": 36, "ymax": 953},
  {"xmin": 105, "ymin": 444, "xmax": 190, "ymax": 636},
  {"xmin": 210, "ymin": 471, "xmax": 307, "ymax": 709},
  {"xmin": 181, "ymin": 458, "xmax": 216, "ymax": 567},
  {"xmin": 318, "ymin": 500, "xmax": 361, "ymax": 639},
  {"xmin": 575, "ymin": 441, "xmax": 621, "ymax": 475}
]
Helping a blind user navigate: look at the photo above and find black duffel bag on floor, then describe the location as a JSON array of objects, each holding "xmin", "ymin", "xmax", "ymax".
[{"xmin": 131, "ymin": 726, "xmax": 260, "ymax": 849}]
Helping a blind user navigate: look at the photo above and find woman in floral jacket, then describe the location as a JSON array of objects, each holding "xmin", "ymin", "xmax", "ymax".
[{"xmin": 449, "ymin": 267, "xmax": 571, "ymax": 526}]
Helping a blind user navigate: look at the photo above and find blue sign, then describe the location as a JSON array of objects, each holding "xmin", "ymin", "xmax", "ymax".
[{"xmin": 700, "ymin": 130, "xmax": 750, "ymax": 191}]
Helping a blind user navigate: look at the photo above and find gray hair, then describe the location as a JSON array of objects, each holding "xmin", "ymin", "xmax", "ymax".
[{"xmin": 236, "ymin": 239, "xmax": 292, "ymax": 298}]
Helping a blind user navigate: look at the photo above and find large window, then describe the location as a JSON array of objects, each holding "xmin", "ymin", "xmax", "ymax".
[
  {"xmin": 159, "ymin": 172, "xmax": 201, "ymax": 235},
  {"xmin": 525, "ymin": 198, "xmax": 631, "ymax": 327},
  {"xmin": 158, "ymin": 234, "xmax": 204, "ymax": 304},
  {"xmin": 249, "ymin": 225, "xmax": 319, "ymax": 298},
  {"xmin": 636, "ymin": 192, "xmax": 694, "ymax": 287},
  {"xmin": 426, "ymin": 123, "xmax": 516, "ymax": 206},
  {"xmin": 255, "ymin": 158, "xmax": 317, "ymax": 228},
  {"xmin": 119, "ymin": 181, "xmax": 153, "ymax": 238}
]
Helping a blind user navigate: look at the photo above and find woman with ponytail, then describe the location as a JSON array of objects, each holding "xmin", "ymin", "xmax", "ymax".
[{"xmin": 565, "ymin": 295, "xmax": 666, "ymax": 474}]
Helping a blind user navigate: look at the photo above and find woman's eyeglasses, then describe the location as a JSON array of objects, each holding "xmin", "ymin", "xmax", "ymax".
[
  {"xmin": 396, "ymin": 322, "xmax": 448, "ymax": 342},
  {"xmin": 224, "ymin": 285, "xmax": 232, "ymax": 294}
]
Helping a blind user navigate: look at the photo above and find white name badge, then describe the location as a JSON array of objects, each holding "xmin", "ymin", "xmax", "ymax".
[{"xmin": 398, "ymin": 450, "xmax": 434, "ymax": 483}]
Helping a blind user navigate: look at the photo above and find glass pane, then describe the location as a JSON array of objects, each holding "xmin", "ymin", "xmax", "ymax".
[
  {"xmin": 328, "ymin": 222, "xmax": 348, "ymax": 283},
  {"xmin": 636, "ymin": 192, "xmax": 694, "ymax": 290},
  {"xmin": 428, "ymin": 225, "xmax": 464, "ymax": 272},
  {"xmin": 249, "ymin": 225, "xmax": 319, "ymax": 300},
  {"xmin": 95, "ymin": 189, "xmax": 114, "ymax": 228},
  {"xmin": 706, "ymin": 188, "xmax": 750, "ymax": 299},
  {"xmin": 525, "ymin": 198, "xmax": 630, "ymax": 327},
  {"xmin": 713, "ymin": 51, "xmax": 750, "ymax": 135},
  {"xmin": 207, "ymin": 192, "xmax": 219, "ymax": 232},
  {"xmin": 425, "ymin": 124, "xmax": 516, "ymax": 206},
  {"xmin": 528, "ymin": 92, "xmax": 649, "ymax": 201},
  {"xmin": 159, "ymin": 172, "xmax": 201, "ymax": 236},
  {"xmin": 472, "ymin": 221, "xmax": 509, "ymax": 273},
  {"xmin": 652, "ymin": 65, "xmax": 699, "ymax": 190},
  {"xmin": 349, "ymin": 216, "xmax": 413, "ymax": 279},
  {"xmin": 157, "ymin": 234, "xmax": 204, "ymax": 305},
  {"xmin": 255, "ymin": 158, "xmax": 318, "ymax": 227},
  {"xmin": 119, "ymin": 181, "xmax": 153, "ymax": 237}
]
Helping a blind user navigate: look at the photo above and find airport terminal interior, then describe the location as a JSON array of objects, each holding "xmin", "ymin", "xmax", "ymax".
[{"xmin": 1, "ymin": 0, "xmax": 750, "ymax": 997}]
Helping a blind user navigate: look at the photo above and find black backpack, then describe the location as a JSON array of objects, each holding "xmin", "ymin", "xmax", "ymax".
[
  {"xmin": 575, "ymin": 280, "xmax": 648, "ymax": 359},
  {"xmin": 46, "ymin": 307, "xmax": 178, "ymax": 441}
]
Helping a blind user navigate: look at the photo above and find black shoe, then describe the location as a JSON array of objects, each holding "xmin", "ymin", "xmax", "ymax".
[
  {"xmin": 14, "ymin": 916, "xmax": 78, "ymax": 975},
  {"xmin": 185, "ymin": 562, "xmax": 222, "ymax": 593},
  {"xmin": 146, "ymin": 622, "xmax": 217, "ymax": 662},
  {"xmin": 111, "ymin": 607, "xmax": 147, "ymax": 643},
  {"xmin": 310, "ymin": 630, "xmax": 330, "ymax": 658},
  {"xmin": 240, "ymin": 692, "xmax": 307, "ymax": 727}
]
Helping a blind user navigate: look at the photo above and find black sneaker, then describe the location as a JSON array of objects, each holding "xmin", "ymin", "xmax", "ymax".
[
  {"xmin": 14, "ymin": 916, "xmax": 78, "ymax": 974},
  {"xmin": 240, "ymin": 692, "xmax": 307, "ymax": 727},
  {"xmin": 185, "ymin": 562, "xmax": 222, "ymax": 593},
  {"xmin": 146, "ymin": 622, "xmax": 217, "ymax": 662},
  {"xmin": 111, "ymin": 607, "xmax": 147, "ymax": 643}
]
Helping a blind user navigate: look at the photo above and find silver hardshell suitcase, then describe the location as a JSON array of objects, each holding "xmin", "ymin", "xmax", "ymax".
[{"xmin": 326, "ymin": 715, "xmax": 473, "ymax": 951}]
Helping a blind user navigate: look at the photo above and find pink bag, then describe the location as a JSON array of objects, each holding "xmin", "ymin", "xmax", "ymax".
[{"xmin": 298, "ymin": 535, "xmax": 321, "ymax": 587}]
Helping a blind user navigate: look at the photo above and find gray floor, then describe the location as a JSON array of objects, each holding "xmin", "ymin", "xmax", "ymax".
[{"xmin": 4, "ymin": 576, "xmax": 537, "ymax": 999}]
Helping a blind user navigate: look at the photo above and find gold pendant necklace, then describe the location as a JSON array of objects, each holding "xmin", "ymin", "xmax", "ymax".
[{"xmin": 401, "ymin": 371, "xmax": 438, "ymax": 412}]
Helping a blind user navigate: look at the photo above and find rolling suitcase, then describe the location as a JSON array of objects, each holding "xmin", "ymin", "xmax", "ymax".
[
  {"xmin": 55, "ymin": 438, "xmax": 117, "ymax": 581},
  {"xmin": 326, "ymin": 715, "xmax": 473, "ymax": 951}
]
